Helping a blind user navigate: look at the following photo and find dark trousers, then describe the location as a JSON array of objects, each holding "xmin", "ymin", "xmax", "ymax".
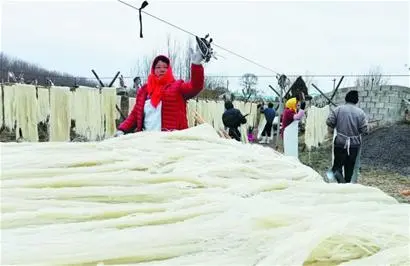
[
  {"xmin": 228, "ymin": 128, "xmax": 241, "ymax": 141},
  {"xmin": 332, "ymin": 146, "xmax": 359, "ymax": 183},
  {"xmin": 261, "ymin": 122, "xmax": 273, "ymax": 137}
]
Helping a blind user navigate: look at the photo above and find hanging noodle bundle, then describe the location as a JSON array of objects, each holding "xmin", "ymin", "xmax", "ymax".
[
  {"xmin": 204, "ymin": 100, "xmax": 213, "ymax": 127},
  {"xmin": 3, "ymin": 85, "xmax": 17, "ymax": 130},
  {"xmin": 244, "ymin": 102, "xmax": 258, "ymax": 128},
  {"xmin": 214, "ymin": 101, "xmax": 226, "ymax": 130},
  {"xmin": 116, "ymin": 96, "xmax": 122, "ymax": 120},
  {"xmin": 305, "ymin": 105, "xmax": 330, "ymax": 150},
  {"xmin": 49, "ymin": 86, "xmax": 72, "ymax": 142},
  {"xmin": 37, "ymin": 88, "xmax": 50, "ymax": 123},
  {"xmin": 72, "ymin": 86, "xmax": 104, "ymax": 141},
  {"xmin": 195, "ymin": 100, "xmax": 206, "ymax": 124},
  {"xmin": 70, "ymin": 89, "xmax": 77, "ymax": 119},
  {"xmin": 0, "ymin": 86, "xmax": 3, "ymax": 127},
  {"xmin": 186, "ymin": 99, "xmax": 197, "ymax": 127},
  {"xmin": 101, "ymin": 87, "xmax": 117, "ymax": 137},
  {"xmin": 14, "ymin": 84, "xmax": 39, "ymax": 141},
  {"xmin": 1, "ymin": 124, "xmax": 408, "ymax": 265}
]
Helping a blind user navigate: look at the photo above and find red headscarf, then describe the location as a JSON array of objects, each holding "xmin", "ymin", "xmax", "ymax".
[{"xmin": 146, "ymin": 55, "xmax": 175, "ymax": 107}]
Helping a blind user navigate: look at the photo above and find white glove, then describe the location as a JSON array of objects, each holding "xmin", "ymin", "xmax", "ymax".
[
  {"xmin": 190, "ymin": 45, "xmax": 204, "ymax": 65},
  {"xmin": 114, "ymin": 130, "xmax": 124, "ymax": 137}
]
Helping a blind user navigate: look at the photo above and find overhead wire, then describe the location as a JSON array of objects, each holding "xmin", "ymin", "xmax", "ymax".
[
  {"xmin": 116, "ymin": 0, "xmax": 410, "ymax": 90},
  {"xmin": 0, "ymin": 69, "xmax": 410, "ymax": 80},
  {"xmin": 117, "ymin": 0, "xmax": 280, "ymax": 75},
  {"xmin": 1, "ymin": 69, "xmax": 409, "ymax": 82},
  {"xmin": 3, "ymin": 1, "xmax": 408, "ymax": 92},
  {"xmin": 4, "ymin": 1, "xmax": 407, "ymax": 87}
]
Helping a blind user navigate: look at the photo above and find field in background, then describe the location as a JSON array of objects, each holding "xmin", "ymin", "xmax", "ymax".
[{"xmin": 299, "ymin": 122, "xmax": 410, "ymax": 203}]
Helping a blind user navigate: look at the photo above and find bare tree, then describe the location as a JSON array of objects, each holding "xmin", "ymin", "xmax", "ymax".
[
  {"xmin": 132, "ymin": 35, "xmax": 194, "ymax": 82},
  {"xmin": 198, "ymin": 76, "xmax": 229, "ymax": 100},
  {"xmin": 205, "ymin": 76, "xmax": 227, "ymax": 90},
  {"xmin": 184, "ymin": 38, "xmax": 193, "ymax": 80},
  {"xmin": 0, "ymin": 52, "xmax": 97, "ymax": 87},
  {"xmin": 300, "ymin": 73, "xmax": 315, "ymax": 95},
  {"xmin": 239, "ymin": 73, "xmax": 259, "ymax": 101},
  {"xmin": 166, "ymin": 34, "xmax": 194, "ymax": 80},
  {"xmin": 355, "ymin": 66, "xmax": 389, "ymax": 88},
  {"xmin": 166, "ymin": 34, "xmax": 179, "ymax": 76},
  {"xmin": 132, "ymin": 48, "xmax": 160, "ymax": 84},
  {"xmin": 141, "ymin": 55, "xmax": 152, "ymax": 80}
]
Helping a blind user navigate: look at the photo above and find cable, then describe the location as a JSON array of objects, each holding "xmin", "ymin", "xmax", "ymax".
[
  {"xmin": 2, "ymin": 69, "xmax": 409, "ymax": 81},
  {"xmin": 117, "ymin": 0, "xmax": 280, "ymax": 75},
  {"xmin": 107, "ymin": 74, "xmax": 410, "ymax": 79},
  {"xmin": 202, "ymin": 74, "xmax": 410, "ymax": 78},
  {"xmin": 118, "ymin": 0, "xmax": 195, "ymax": 37},
  {"xmin": 117, "ymin": 1, "xmax": 410, "ymax": 83}
]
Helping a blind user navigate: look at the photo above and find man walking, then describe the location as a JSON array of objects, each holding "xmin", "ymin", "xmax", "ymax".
[{"xmin": 326, "ymin": 90, "xmax": 368, "ymax": 183}]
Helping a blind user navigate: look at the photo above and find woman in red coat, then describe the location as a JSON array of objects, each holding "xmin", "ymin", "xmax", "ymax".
[
  {"xmin": 280, "ymin": 96, "xmax": 306, "ymax": 138},
  {"xmin": 115, "ymin": 49, "xmax": 205, "ymax": 135}
]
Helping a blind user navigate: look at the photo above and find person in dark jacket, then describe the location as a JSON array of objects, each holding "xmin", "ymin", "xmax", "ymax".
[
  {"xmin": 259, "ymin": 102, "xmax": 276, "ymax": 144},
  {"xmin": 326, "ymin": 90, "xmax": 368, "ymax": 183},
  {"xmin": 222, "ymin": 101, "xmax": 247, "ymax": 141}
]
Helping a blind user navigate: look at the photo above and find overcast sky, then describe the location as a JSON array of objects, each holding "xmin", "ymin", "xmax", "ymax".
[{"xmin": 1, "ymin": 0, "xmax": 409, "ymax": 95}]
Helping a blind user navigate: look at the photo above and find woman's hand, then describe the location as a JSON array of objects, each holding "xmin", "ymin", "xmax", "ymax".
[{"xmin": 190, "ymin": 45, "xmax": 204, "ymax": 65}]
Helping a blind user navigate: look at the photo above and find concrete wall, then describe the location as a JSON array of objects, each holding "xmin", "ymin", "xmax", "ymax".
[{"xmin": 311, "ymin": 85, "xmax": 410, "ymax": 125}]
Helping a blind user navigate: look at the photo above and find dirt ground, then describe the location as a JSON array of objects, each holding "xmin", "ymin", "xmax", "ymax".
[
  {"xmin": 361, "ymin": 123, "xmax": 410, "ymax": 176},
  {"xmin": 298, "ymin": 141, "xmax": 410, "ymax": 203},
  {"xmin": 258, "ymin": 123, "xmax": 410, "ymax": 203},
  {"xmin": 297, "ymin": 123, "xmax": 410, "ymax": 203}
]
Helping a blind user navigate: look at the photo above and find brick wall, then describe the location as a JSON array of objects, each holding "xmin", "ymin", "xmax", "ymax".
[{"xmin": 311, "ymin": 85, "xmax": 410, "ymax": 125}]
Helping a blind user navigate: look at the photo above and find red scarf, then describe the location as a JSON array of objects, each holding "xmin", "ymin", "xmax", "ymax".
[{"xmin": 146, "ymin": 65, "xmax": 175, "ymax": 107}]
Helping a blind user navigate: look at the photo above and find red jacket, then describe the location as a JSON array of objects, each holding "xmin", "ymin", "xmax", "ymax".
[
  {"xmin": 280, "ymin": 108, "xmax": 296, "ymax": 138},
  {"xmin": 118, "ymin": 64, "xmax": 204, "ymax": 133},
  {"xmin": 280, "ymin": 108, "xmax": 305, "ymax": 138}
]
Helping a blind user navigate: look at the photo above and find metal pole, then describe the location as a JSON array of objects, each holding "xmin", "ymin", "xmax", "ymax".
[
  {"xmin": 108, "ymin": 71, "xmax": 121, "ymax": 88},
  {"xmin": 92, "ymin": 69, "xmax": 126, "ymax": 120},
  {"xmin": 268, "ymin": 85, "xmax": 280, "ymax": 98},
  {"xmin": 275, "ymin": 76, "xmax": 286, "ymax": 150},
  {"xmin": 329, "ymin": 76, "xmax": 344, "ymax": 102},
  {"xmin": 0, "ymin": 84, "xmax": 5, "ymax": 133},
  {"xmin": 91, "ymin": 69, "xmax": 105, "ymax": 87},
  {"xmin": 311, "ymin": 84, "xmax": 337, "ymax": 107}
]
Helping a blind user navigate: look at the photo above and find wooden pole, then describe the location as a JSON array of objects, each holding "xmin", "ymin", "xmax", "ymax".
[
  {"xmin": 311, "ymin": 84, "xmax": 337, "ymax": 107},
  {"xmin": 329, "ymin": 76, "xmax": 345, "ymax": 103},
  {"xmin": 275, "ymin": 76, "xmax": 286, "ymax": 150},
  {"xmin": 268, "ymin": 85, "xmax": 280, "ymax": 98}
]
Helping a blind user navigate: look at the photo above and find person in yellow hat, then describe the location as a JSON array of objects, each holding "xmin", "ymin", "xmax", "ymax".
[
  {"xmin": 286, "ymin": 97, "xmax": 298, "ymax": 112},
  {"xmin": 280, "ymin": 96, "xmax": 305, "ymax": 138}
]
